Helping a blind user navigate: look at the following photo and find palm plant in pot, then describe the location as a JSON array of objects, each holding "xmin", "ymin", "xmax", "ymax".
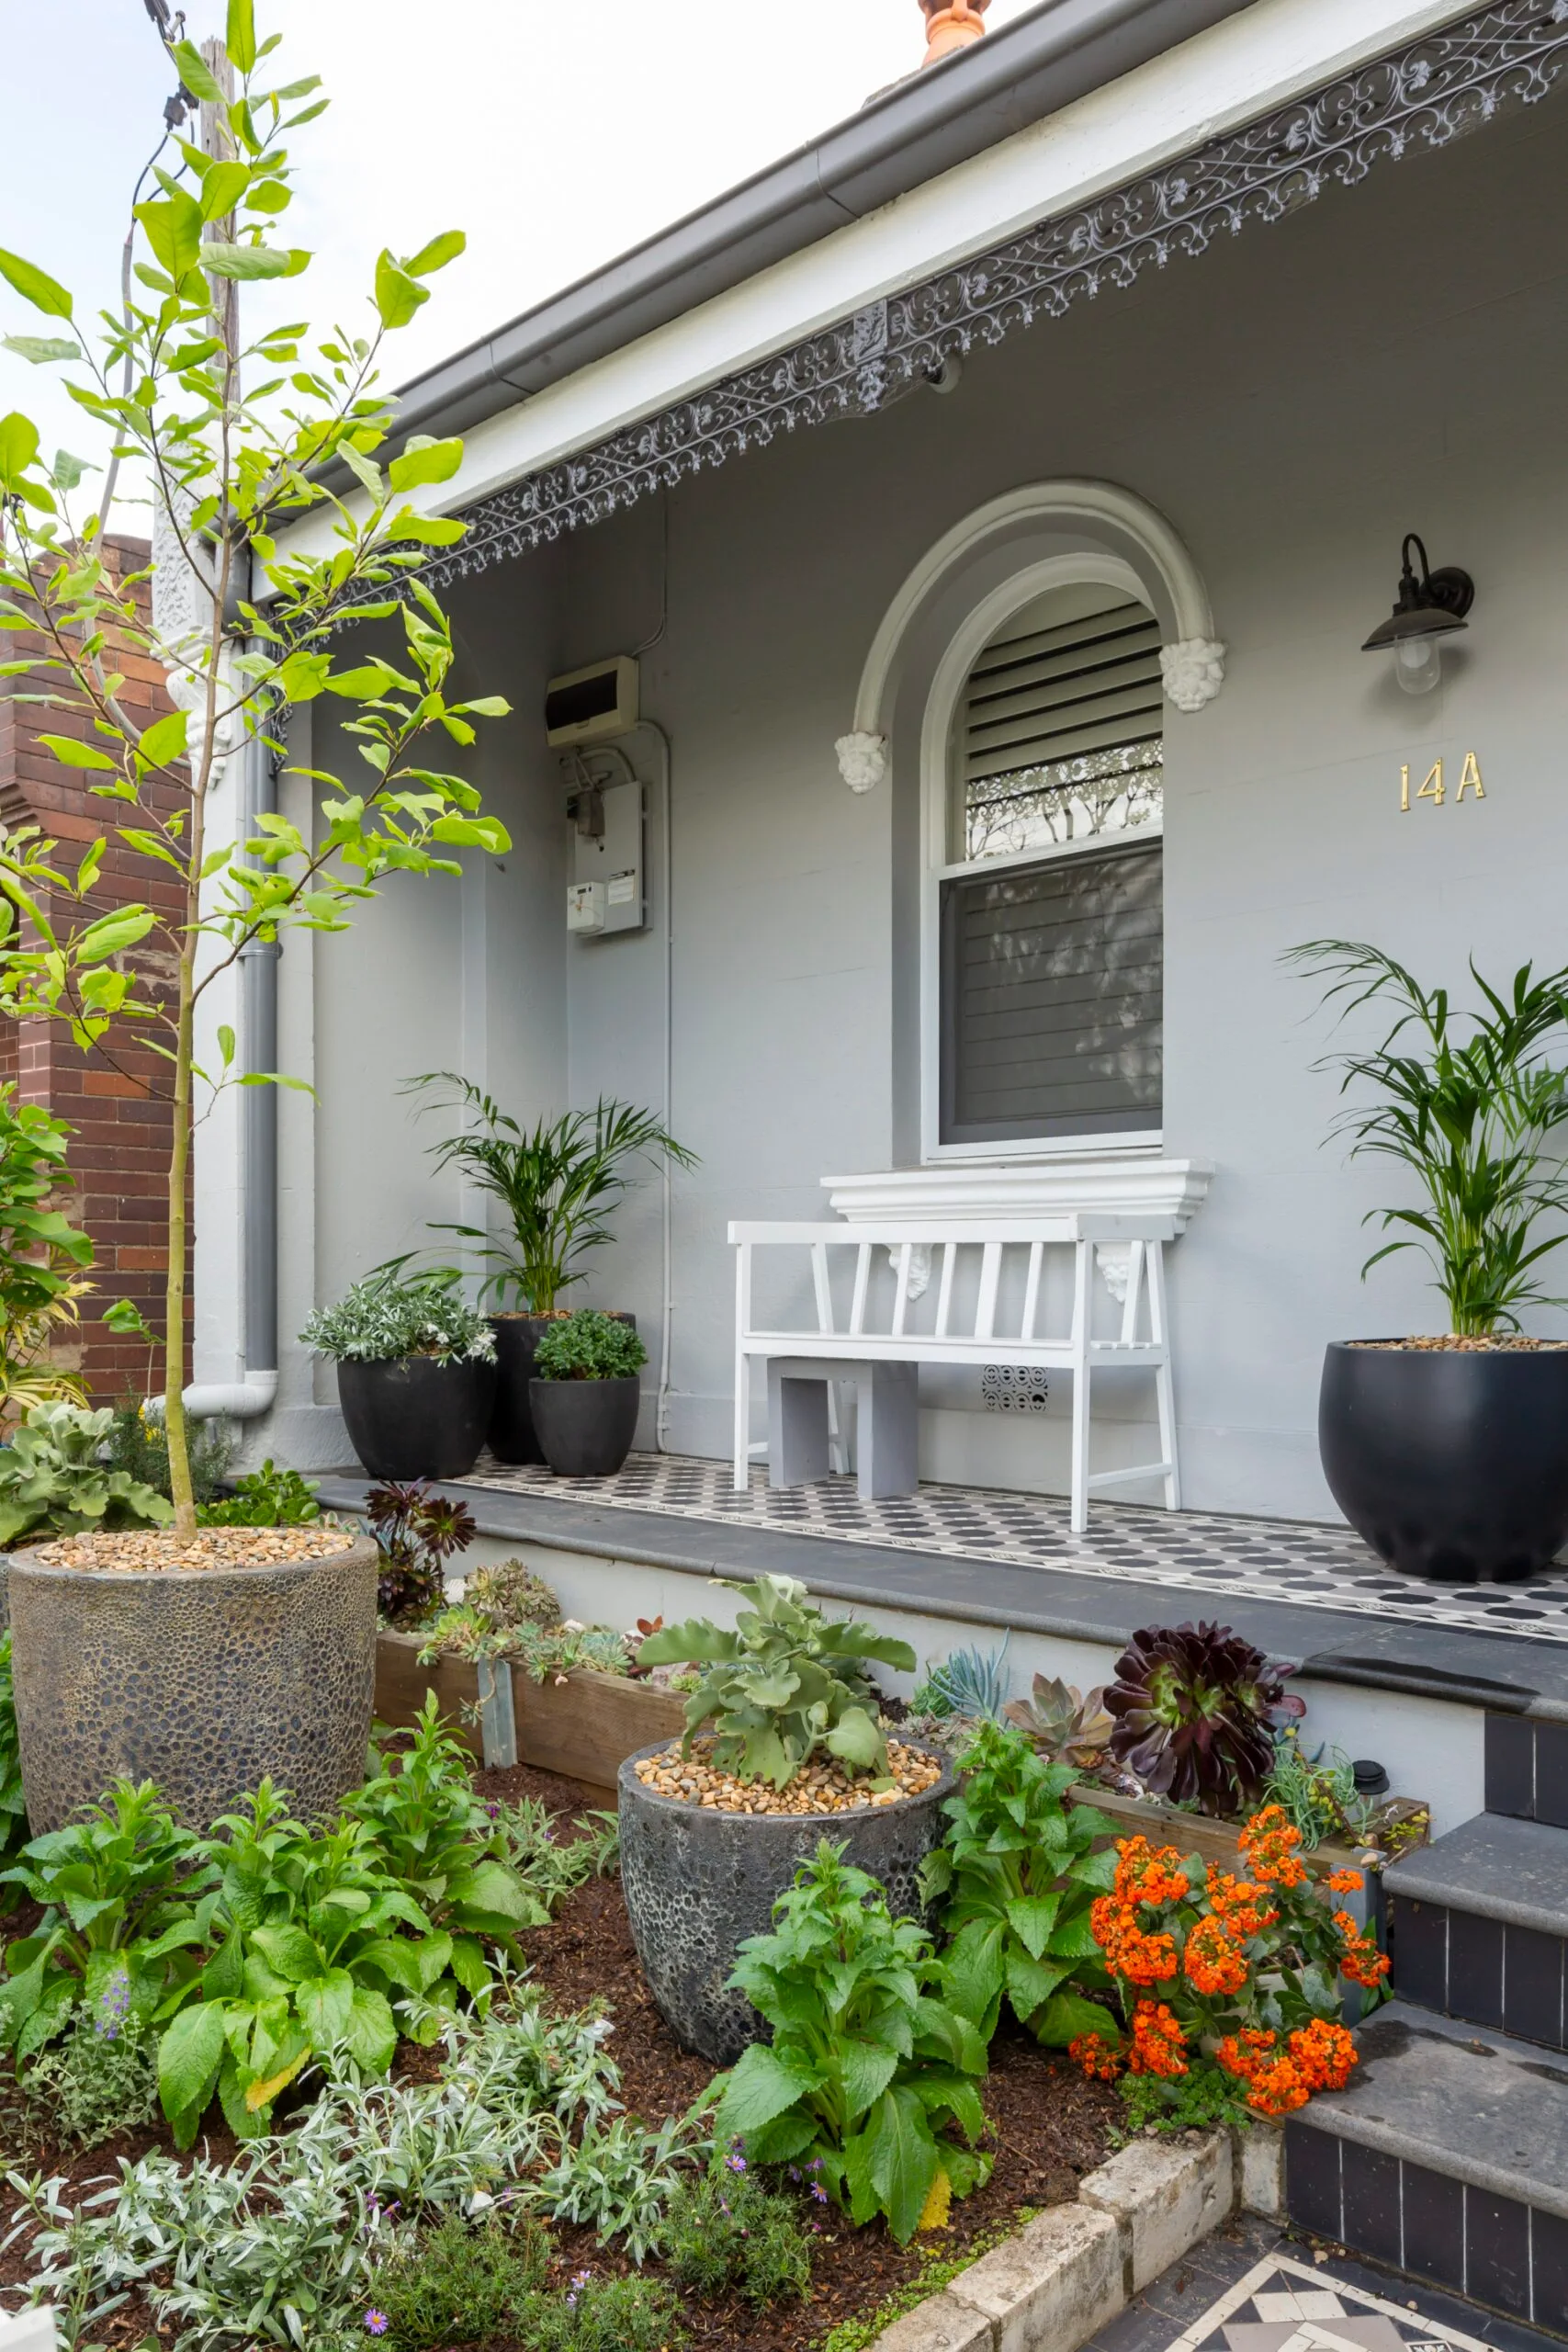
[
  {"xmin": 1292, "ymin": 941, "xmax": 1568, "ymax": 1581},
  {"xmin": 302, "ymin": 1269, "xmax": 497, "ymax": 1481},
  {"xmin": 529, "ymin": 1308, "xmax": 647, "ymax": 1478},
  {"xmin": 408, "ymin": 1075, "xmax": 694, "ymax": 1464}
]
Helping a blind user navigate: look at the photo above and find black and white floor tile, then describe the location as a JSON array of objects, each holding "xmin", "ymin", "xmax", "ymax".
[
  {"xmin": 460, "ymin": 1453, "xmax": 1568, "ymax": 1649},
  {"xmin": 1162, "ymin": 2251, "xmax": 1502, "ymax": 2352}
]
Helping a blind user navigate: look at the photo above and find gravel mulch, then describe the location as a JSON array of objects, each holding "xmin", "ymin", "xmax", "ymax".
[
  {"xmin": 32, "ymin": 1525, "xmax": 357, "ymax": 1573},
  {"xmin": 630, "ymin": 1736, "xmax": 945, "ymax": 1816}
]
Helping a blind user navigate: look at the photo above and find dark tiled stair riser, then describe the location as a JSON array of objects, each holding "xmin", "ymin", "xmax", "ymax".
[
  {"xmin": 1390, "ymin": 1896, "xmax": 1566, "ymax": 2047},
  {"xmin": 1285, "ymin": 2124, "xmax": 1568, "ymax": 2335},
  {"xmin": 1487, "ymin": 1713, "xmax": 1568, "ymax": 1826}
]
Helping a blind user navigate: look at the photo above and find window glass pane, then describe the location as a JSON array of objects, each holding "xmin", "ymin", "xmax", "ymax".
[
  {"xmin": 940, "ymin": 839, "xmax": 1164, "ymax": 1145},
  {"xmin": 956, "ymin": 583, "xmax": 1165, "ymax": 864}
]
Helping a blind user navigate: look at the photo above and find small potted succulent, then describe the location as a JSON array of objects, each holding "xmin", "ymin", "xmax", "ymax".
[
  {"xmin": 408, "ymin": 1077, "xmax": 694, "ymax": 1464},
  {"xmin": 1292, "ymin": 941, "xmax": 1568, "ymax": 1581},
  {"xmin": 529, "ymin": 1308, "xmax": 648, "ymax": 1478},
  {"xmin": 302, "ymin": 1268, "xmax": 498, "ymax": 1481},
  {"xmin": 621, "ymin": 1573, "xmax": 947, "ymax": 2064}
]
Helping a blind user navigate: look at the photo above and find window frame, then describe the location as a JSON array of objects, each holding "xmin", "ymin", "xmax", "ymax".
[{"xmin": 919, "ymin": 553, "xmax": 1167, "ymax": 1164}]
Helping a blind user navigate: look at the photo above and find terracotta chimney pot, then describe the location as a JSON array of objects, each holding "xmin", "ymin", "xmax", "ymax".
[{"xmin": 920, "ymin": 0, "xmax": 989, "ymax": 66}]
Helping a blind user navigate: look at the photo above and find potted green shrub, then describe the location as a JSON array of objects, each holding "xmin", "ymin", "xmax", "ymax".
[
  {"xmin": 1292, "ymin": 942, "xmax": 1568, "ymax": 1581},
  {"xmin": 529, "ymin": 1308, "xmax": 647, "ymax": 1478},
  {"xmin": 408, "ymin": 1077, "xmax": 694, "ymax": 1464},
  {"xmin": 302, "ymin": 1271, "xmax": 498, "ymax": 1481},
  {"xmin": 620, "ymin": 1573, "xmax": 947, "ymax": 2064}
]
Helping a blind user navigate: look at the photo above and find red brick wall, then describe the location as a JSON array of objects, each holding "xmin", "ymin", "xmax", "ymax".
[{"xmin": 0, "ymin": 537, "xmax": 189, "ymax": 1398}]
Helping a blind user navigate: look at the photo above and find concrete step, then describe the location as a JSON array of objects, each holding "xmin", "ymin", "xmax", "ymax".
[
  {"xmin": 1384, "ymin": 1811, "xmax": 1568, "ymax": 2047},
  {"xmin": 1285, "ymin": 2002, "xmax": 1568, "ymax": 2335}
]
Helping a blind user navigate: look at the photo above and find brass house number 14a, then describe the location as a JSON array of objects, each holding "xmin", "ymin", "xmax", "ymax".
[{"xmin": 1401, "ymin": 752, "xmax": 1486, "ymax": 811}]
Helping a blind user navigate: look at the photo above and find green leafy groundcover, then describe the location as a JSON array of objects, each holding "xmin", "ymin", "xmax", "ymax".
[{"xmin": 0, "ymin": 1697, "xmax": 544, "ymax": 2145}]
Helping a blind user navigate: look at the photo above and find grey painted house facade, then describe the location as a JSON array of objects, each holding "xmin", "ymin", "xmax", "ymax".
[{"xmin": 206, "ymin": 0, "xmax": 1568, "ymax": 1527}]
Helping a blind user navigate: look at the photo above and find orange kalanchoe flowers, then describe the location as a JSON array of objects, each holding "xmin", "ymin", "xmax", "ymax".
[
  {"xmin": 1068, "ymin": 2030, "xmax": 1122, "ymax": 2082},
  {"xmin": 1090, "ymin": 1894, "xmax": 1179, "ymax": 1986},
  {"xmin": 1325, "ymin": 1868, "xmax": 1365, "ymax": 1894},
  {"xmin": 1237, "ymin": 1805, "xmax": 1309, "ymax": 1890},
  {"xmin": 1129, "ymin": 2000, "xmax": 1189, "ymax": 2078},
  {"xmin": 1205, "ymin": 1870, "xmax": 1279, "ymax": 1940},
  {"xmin": 1113, "ymin": 1837, "xmax": 1190, "ymax": 1907},
  {"xmin": 1216, "ymin": 2019, "xmax": 1358, "ymax": 2115},
  {"xmin": 1290, "ymin": 2018, "xmax": 1357, "ymax": 2092},
  {"xmin": 1335, "ymin": 1910, "xmax": 1393, "ymax": 1988},
  {"xmin": 1183, "ymin": 1913, "xmax": 1249, "ymax": 1997}
]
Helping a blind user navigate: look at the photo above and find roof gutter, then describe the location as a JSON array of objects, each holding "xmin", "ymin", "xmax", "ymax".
[{"xmin": 376, "ymin": 0, "xmax": 1257, "ymax": 454}]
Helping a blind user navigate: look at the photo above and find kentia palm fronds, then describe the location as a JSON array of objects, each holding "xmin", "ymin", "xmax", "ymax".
[
  {"xmin": 1289, "ymin": 940, "xmax": 1568, "ymax": 1335},
  {"xmin": 407, "ymin": 1074, "xmax": 696, "ymax": 1314}
]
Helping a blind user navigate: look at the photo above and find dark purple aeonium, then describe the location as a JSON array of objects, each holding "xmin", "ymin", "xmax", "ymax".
[{"xmin": 1104, "ymin": 1620, "xmax": 1304, "ymax": 1814}]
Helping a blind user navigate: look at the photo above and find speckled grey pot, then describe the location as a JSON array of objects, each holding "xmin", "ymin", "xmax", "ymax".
[
  {"xmin": 617, "ymin": 1739, "xmax": 955, "ymax": 2065},
  {"xmin": 6, "ymin": 1534, "xmax": 378, "ymax": 1833}
]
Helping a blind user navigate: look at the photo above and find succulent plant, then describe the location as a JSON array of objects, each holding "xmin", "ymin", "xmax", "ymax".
[
  {"xmin": 637, "ymin": 1573, "xmax": 916, "ymax": 1789},
  {"xmin": 1104, "ymin": 1621, "xmax": 1305, "ymax": 1813},
  {"xmin": 1002, "ymin": 1675, "xmax": 1113, "ymax": 1770},
  {"xmin": 463, "ymin": 1557, "xmax": 562, "ymax": 1632},
  {"xmin": 912, "ymin": 1638, "xmax": 1010, "ymax": 1723}
]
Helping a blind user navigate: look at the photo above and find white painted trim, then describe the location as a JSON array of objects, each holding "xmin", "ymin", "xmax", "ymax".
[
  {"xmin": 916, "ymin": 543, "xmax": 1182, "ymax": 1163},
  {"xmin": 823, "ymin": 1157, "xmax": 1213, "ymax": 1227},
  {"xmin": 853, "ymin": 480, "xmax": 1218, "ymax": 748},
  {"xmin": 276, "ymin": 0, "xmax": 1482, "ymax": 562}
]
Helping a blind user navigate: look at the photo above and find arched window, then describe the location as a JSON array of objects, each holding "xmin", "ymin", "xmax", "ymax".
[{"xmin": 935, "ymin": 577, "xmax": 1165, "ymax": 1149}]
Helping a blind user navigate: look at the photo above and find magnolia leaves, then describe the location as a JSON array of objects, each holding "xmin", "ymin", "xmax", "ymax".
[
  {"xmin": 375, "ymin": 232, "xmax": 467, "ymax": 331},
  {"xmin": 0, "ymin": 249, "xmax": 72, "ymax": 319}
]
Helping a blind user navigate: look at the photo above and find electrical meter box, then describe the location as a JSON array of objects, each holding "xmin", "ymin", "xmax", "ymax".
[{"xmin": 568, "ymin": 776, "xmax": 644, "ymax": 936}]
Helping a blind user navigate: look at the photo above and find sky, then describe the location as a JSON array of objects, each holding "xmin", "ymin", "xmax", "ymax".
[{"xmin": 0, "ymin": 0, "xmax": 1043, "ymax": 516}]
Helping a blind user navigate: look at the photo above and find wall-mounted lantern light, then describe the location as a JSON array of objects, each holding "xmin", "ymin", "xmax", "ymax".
[{"xmin": 1362, "ymin": 534, "xmax": 1474, "ymax": 696}]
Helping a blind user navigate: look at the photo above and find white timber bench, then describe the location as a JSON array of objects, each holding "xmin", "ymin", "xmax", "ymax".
[{"xmin": 728, "ymin": 1216, "xmax": 1179, "ymax": 1535}]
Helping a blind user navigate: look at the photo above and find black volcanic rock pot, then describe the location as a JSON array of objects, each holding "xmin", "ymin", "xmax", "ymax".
[
  {"xmin": 337, "ymin": 1353, "xmax": 497, "ymax": 1481},
  {"xmin": 529, "ymin": 1375, "xmax": 641, "ymax": 1478},
  {"xmin": 617, "ymin": 1740, "xmax": 955, "ymax": 2064},
  {"xmin": 6, "ymin": 1534, "xmax": 378, "ymax": 1832},
  {"xmin": 1319, "ymin": 1339, "xmax": 1568, "ymax": 1583}
]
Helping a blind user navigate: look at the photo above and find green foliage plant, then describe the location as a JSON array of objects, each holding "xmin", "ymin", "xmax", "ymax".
[
  {"xmin": 919, "ymin": 1720, "xmax": 1119, "ymax": 2048},
  {"xmin": 419, "ymin": 1603, "xmax": 628, "ymax": 1682},
  {"xmin": 1116, "ymin": 2062, "xmax": 1255, "ymax": 2138},
  {"xmin": 21, "ymin": 1965, "xmax": 162, "ymax": 2144},
  {"xmin": 461, "ymin": 1556, "xmax": 559, "ymax": 1629},
  {"xmin": 533, "ymin": 2109, "xmax": 698, "ymax": 2263},
  {"xmin": 103, "ymin": 1396, "xmax": 231, "ymax": 1505},
  {"xmin": 525, "ymin": 2274, "xmax": 685, "ymax": 2352},
  {"xmin": 657, "ymin": 2145, "xmax": 813, "ymax": 2305},
  {"xmin": 0, "ymin": 6, "xmax": 512, "ymax": 1541},
  {"xmin": 711, "ymin": 1840, "xmax": 991, "ymax": 2245},
  {"xmin": 1260, "ymin": 1730, "xmax": 1372, "ymax": 1851},
  {"xmin": 910, "ymin": 1638, "xmax": 1010, "ymax": 1722},
  {"xmin": 0, "ymin": 1781, "xmax": 211, "ymax": 2065},
  {"xmin": 495, "ymin": 1797, "xmax": 619, "ymax": 1913},
  {"xmin": 637, "ymin": 1573, "xmax": 916, "ymax": 1790},
  {"xmin": 0, "ymin": 1401, "xmax": 174, "ymax": 1547},
  {"xmin": 301, "ymin": 1271, "xmax": 497, "ymax": 1367},
  {"xmin": 364, "ymin": 2215, "xmax": 548, "ymax": 2350},
  {"xmin": 408, "ymin": 1074, "xmax": 696, "ymax": 1314},
  {"xmin": 0, "ymin": 1634, "xmax": 29, "ymax": 1891},
  {"xmin": 1290, "ymin": 942, "xmax": 1568, "ymax": 1334},
  {"xmin": 198, "ymin": 1458, "xmax": 320, "ymax": 1526},
  {"xmin": 533, "ymin": 1308, "xmax": 648, "ymax": 1382},
  {"xmin": 0, "ymin": 1084, "xmax": 94, "ymax": 1414},
  {"xmin": 367, "ymin": 1480, "xmax": 476, "ymax": 1626},
  {"xmin": 1001, "ymin": 1675, "xmax": 1113, "ymax": 1770}
]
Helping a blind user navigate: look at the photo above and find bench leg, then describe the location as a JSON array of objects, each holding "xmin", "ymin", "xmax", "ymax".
[
  {"xmin": 733, "ymin": 1351, "xmax": 750, "ymax": 1491},
  {"xmin": 1150, "ymin": 1241, "xmax": 1180, "ymax": 1511},
  {"xmin": 858, "ymin": 1362, "xmax": 919, "ymax": 1501},
  {"xmin": 1069, "ymin": 1239, "xmax": 1091, "ymax": 1535},
  {"xmin": 769, "ymin": 1367, "xmax": 831, "ymax": 1489}
]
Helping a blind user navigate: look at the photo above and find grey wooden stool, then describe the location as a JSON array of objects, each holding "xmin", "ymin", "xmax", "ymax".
[{"xmin": 766, "ymin": 1355, "xmax": 919, "ymax": 1500}]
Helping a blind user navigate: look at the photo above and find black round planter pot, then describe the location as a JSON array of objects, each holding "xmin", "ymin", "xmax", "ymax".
[
  {"xmin": 1319, "ymin": 1339, "xmax": 1568, "ymax": 1583},
  {"xmin": 528, "ymin": 1374, "xmax": 641, "ymax": 1478},
  {"xmin": 618, "ymin": 1740, "xmax": 955, "ymax": 2064},
  {"xmin": 489, "ymin": 1312, "xmax": 638, "ymax": 1464},
  {"xmin": 338, "ymin": 1354, "xmax": 497, "ymax": 1482}
]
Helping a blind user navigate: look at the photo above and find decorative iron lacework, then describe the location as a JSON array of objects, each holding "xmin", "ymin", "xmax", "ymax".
[{"xmin": 420, "ymin": 0, "xmax": 1568, "ymax": 587}]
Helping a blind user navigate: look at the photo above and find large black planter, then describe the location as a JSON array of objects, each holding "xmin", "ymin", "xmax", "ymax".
[
  {"xmin": 528, "ymin": 1375, "xmax": 641, "ymax": 1478},
  {"xmin": 1319, "ymin": 1339, "xmax": 1568, "ymax": 1583},
  {"xmin": 618, "ymin": 1740, "xmax": 955, "ymax": 2064},
  {"xmin": 489, "ymin": 1313, "xmax": 637, "ymax": 1464},
  {"xmin": 338, "ymin": 1354, "xmax": 497, "ymax": 1481}
]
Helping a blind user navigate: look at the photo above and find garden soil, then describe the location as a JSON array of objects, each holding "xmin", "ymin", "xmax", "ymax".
[{"xmin": 0, "ymin": 1757, "xmax": 1117, "ymax": 2352}]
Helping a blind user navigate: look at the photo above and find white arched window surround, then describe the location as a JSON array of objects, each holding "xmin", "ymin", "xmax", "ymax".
[{"xmin": 832, "ymin": 479, "xmax": 1224, "ymax": 1166}]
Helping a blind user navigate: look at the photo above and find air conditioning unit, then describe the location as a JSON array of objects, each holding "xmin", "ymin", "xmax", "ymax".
[{"xmin": 545, "ymin": 654, "xmax": 639, "ymax": 749}]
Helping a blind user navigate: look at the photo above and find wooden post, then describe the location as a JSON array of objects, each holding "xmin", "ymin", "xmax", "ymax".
[{"xmin": 199, "ymin": 38, "xmax": 241, "ymax": 371}]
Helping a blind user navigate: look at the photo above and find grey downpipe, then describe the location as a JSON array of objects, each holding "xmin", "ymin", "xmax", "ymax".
[{"xmin": 183, "ymin": 710, "xmax": 278, "ymax": 1423}]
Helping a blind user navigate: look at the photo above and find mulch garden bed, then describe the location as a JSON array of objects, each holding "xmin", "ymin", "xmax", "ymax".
[{"xmin": 0, "ymin": 1757, "xmax": 1119, "ymax": 2352}]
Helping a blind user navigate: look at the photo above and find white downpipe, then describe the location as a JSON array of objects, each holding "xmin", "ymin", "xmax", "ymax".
[
  {"xmin": 635, "ymin": 719, "xmax": 676, "ymax": 1453},
  {"xmin": 146, "ymin": 1372, "xmax": 280, "ymax": 1424}
]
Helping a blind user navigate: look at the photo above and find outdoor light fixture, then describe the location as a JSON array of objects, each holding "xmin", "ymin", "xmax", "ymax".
[{"xmin": 1362, "ymin": 533, "xmax": 1474, "ymax": 695}]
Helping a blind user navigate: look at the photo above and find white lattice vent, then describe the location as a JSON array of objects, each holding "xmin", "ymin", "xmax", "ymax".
[{"xmin": 982, "ymin": 1365, "xmax": 1050, "ymax": 1413}]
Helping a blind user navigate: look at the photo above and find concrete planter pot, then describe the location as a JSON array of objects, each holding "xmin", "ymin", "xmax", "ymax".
[
  {"xmin": 618, "ymin": 1738, "xmax": 955, "ymax": 2065},
  {"xmin": 1319, "ymin": 1339, "xmax": 1568, "ymax": 1583},
  {"xmin": 529, "ymin": 1375, "xmax": 641, "ymax": 1478},
  {"xmin": 337, "ymin": 1354, "xmax": 497, "ymax": 1482},
  {"xmin": 6, "ymin": 1534, "xmax": 378, "ymax": 1833}
]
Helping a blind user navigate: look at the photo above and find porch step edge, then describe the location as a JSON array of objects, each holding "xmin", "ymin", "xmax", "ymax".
[{"xmin": 1384, "ymin": 1811, "xmax": 1568, "ymax": 1939}]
